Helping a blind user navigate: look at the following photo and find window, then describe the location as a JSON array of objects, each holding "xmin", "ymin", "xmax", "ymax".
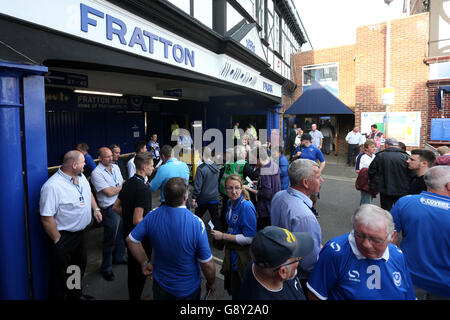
[
  {"xmin": 302, "ymin": 63, "xmax": 339, "ymax": 97},
  {"xmin": 168, "ymin": 0, "xmax": 190, "ymax": 14},
  {"xmin": 256, "ymin": 0, "xmax": 265, "ymax": 39},
  {"xmin": 274, "ymin": 12, "xmax": 280, "ymax": 53},
  {"xmin": 193, "ymin": 0, "xmax": 212, "ymax": 28}
]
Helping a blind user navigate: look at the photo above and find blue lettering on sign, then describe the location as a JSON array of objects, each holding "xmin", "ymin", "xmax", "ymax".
[
  {"xmin": 246, "ymin": 39, "xmax": 255, "ymax": 53},
  {"xmin": 80, "ymin": 3, "xmax": 195, "ymax": 67},
  {"xmin": 263, "ymin": 82, "xmax": 273, "ymax": 93}
]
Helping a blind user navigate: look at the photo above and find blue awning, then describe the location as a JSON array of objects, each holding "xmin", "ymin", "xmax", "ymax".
[{"xmin": 285, "ymin": 81, "xmax": 354, "ymax": 115}]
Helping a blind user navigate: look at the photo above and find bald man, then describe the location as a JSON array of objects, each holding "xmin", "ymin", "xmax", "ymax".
[
  {"xmin": 40, "ymin": 150, "xmax": 102, "ymax": 300},
  {"xmin": 91, "ymin": 147, "xmax": 126, "ymax": 281}
]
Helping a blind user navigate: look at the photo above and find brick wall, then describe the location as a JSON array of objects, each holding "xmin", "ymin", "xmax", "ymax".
[
  {"xmin": 355, "ymin": 13, "xmax": 429, "ymax": 147},
  {"xmin": 289, "ymin": 44, "xmax": 356, "ymax": 109},
  {"xmin": 287, "ymin": 13, "xmax": 430, "ymax": 152}
]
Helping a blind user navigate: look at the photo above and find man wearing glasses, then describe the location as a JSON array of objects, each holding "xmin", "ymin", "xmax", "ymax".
[
  {"xmin": 306, "ymin": 204, "xmax": 415, "ymax": 300},
  {"xmin": 239, "ymin": 226, "xmax": 314, "ymax": 300}
]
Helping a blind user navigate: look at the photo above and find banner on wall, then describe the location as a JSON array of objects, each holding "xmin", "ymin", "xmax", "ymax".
[{"xmin": 361, "ymin": 112, "xmax": 421, "ymax": 146}]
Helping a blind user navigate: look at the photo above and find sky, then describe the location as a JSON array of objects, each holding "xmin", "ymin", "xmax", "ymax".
[{"xmin": 294, "ymin": 0, "xmax": 408, "ymax": 51}]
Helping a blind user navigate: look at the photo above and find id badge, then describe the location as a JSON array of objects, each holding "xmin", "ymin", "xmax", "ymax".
[{"xmin": 79, "ymin": 196, "xmax": 86, "ymax": 207}]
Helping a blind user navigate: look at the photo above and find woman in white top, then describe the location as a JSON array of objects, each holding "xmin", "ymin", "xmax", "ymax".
[{"xmin": 355, "ymin": 140, "xmax": 376, "ymax": 205}]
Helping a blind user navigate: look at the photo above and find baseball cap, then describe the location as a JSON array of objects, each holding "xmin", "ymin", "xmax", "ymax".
[
  {"xmin": 385, "ymin": 138, "xmax": 399, "ymax": 146},
  {"xmin": 251, "ymin": 226, "xmax": 314, "ymax": 268},
  {"xmin": 300, "ymin": 133, "xmax": 312, "ymax": 141}
]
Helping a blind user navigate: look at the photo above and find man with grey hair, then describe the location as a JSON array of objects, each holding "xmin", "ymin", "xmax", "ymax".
[
  {"xmin": 307, "ymin": 204, "xmax": 416, "ymax": 300},
  {"xmin": 390, "ymin": 166, "xmax": 450, "ymax": 299},
  {"xmin": 270, "ymin": 159, "xmax": 323, "ymax": 296},
  {"xmin": 368, "ymin": 138, "xmax": 411, "ymax": 210}
]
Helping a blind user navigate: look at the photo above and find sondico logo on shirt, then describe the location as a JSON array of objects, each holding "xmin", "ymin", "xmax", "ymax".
[
  {"xmin": 419, "ymin": 197, "xmax": 449, "ymax": 210},
  {"xmin": 346, "ymin": 266, "xmax": 381, "ymax": 289},
  {"xmin": 348, "ymin": 270, "xmax": 360, "ymax": 282}
]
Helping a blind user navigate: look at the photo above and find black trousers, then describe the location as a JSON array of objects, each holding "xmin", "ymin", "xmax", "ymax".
[
  {"xmin": 126, "ymin": 238, "xmax": 152, "ymax": 300},
  {"xmin": 194, "ymin": 202, "xmax": 220, "ymax": 230},
  {"xmin": 48, "ymin": 229, "xmax": 87, "ymax": 300},
  {"xmin": 380, "ymin": 194, "xmax": 402, "ymax": 211},
  {"xmin": 347, "ymin": 144, "xmax": 360, "ymax": 165}
]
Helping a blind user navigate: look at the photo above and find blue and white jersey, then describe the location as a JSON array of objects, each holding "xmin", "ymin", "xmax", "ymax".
[
  {"xmin": 391, "ymin": 192, "xmax": 450, "ymax": 297},
  {"xmin": 226, "ymin": 195, "xmax": 257, "ymax": 271},
  {"xmin": 294, "ymin": 145, "xmax": 325, "ymax": 163},
  {"xmin": 307, "ymin": 233, "xmax": 416, "ymax": 300},
  {"xmin": 129, "ymin": 205, "xmax": 212, "ymax": 298}
]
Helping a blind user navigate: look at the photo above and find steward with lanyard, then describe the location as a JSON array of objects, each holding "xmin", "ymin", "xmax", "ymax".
[
  {"xmin": 91, "ymin": 147, "xmax": 126, "ymax": 281},
  {"xmin": 40, "ymin": 150, "xmax": 102, "ymax": 300},
  {"xmin": 211, "ymin": 174, "xmax": 257, "ymax": 300},
  {"xmin": 270, "ymin": 159, "xmax": 323, "ymax": 297}
]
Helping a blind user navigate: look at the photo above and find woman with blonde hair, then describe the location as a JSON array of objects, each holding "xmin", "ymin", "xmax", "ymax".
[{"xmin": 211, "ymin": 174, "xmax": 257, "ymax": 300}]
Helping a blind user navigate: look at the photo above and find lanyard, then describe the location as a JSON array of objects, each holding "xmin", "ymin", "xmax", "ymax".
[
  {"xmin": 105, "ymin": 167, "xmax": 118, "ymax": 186},
  {"xmin": 133, "ymin": 175, "xmax": 145, "ymax": 183},
  {"xmin": 58, "ymin": 170, "xmax": 84, "ymax": 200},
  {"xmin": 227, "ymin": 196, "xmax": 244, "ymax": 221}
]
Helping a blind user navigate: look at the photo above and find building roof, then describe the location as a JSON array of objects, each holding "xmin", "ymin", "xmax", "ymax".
[{"xmin": 285, "ymin": 81, "xmax": 354, "ymax": 115}]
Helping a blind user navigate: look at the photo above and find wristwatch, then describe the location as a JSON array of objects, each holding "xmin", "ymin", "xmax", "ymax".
[
  {"xmin": 142, "ymin": 260, "xmax": 150, "ymax": 268},
  {"xmin": 95, "ymin": 208, "xmax": 101, "ymax": 212}
]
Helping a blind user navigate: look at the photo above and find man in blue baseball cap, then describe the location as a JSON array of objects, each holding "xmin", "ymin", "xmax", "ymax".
[{"xmin": 239, "ymin": 226, "xmax": 314, "ymax": 300}]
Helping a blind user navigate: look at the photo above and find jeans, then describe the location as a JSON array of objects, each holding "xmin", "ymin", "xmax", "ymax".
[
  {"xmin": 101, "ymin": 206, "xmax": 127, "ymax": 272},
  {"xmin": 360, "ymin": 191, "xmax": 373, "ymax": 205}
]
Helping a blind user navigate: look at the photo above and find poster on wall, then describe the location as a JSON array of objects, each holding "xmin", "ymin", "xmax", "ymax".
[{"xmin": 361, "ymin": 112, "xmax": 421, "ymax": 146}]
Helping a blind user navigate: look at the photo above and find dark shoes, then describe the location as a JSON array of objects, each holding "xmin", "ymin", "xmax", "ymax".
[{"xmin": 101, "ymin": 270, "xmax": 115, "ymax": 281}]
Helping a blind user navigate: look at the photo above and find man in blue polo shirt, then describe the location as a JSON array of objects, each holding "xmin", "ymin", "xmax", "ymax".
[
  {"xmin": 150, "ymin": 145, "xmax": 190, "ymax": 205},
  {"xmin": 126, "ymin": 177, "xmax": 216, "ymax": 300},
  {"xmin": 293, "ymin": 133, "xmax": 326, "ymax": 172},
  {"xmin": 307, "ymin": 204, "xmax": 415, "ymax": 300},
  {"xmin": 391, "ymin": 165, "xmax": 450, "ymax": 299}
]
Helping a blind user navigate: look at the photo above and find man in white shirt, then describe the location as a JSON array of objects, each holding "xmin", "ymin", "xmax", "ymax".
[
  {"xmin": 309, "ymin": 124, "xmax": 323, "ymax": 150},
  {"xmin": 40, "ymin": 150, "xmax": 102, "ymax": 300},
  {"xmin": 127, "ymin": 141, "xmax": 147, "ymax": 179},
  {"xmin": 345, "ymin": 126, "xmax": 365, "ymax": 167},
  {"xmin": 91, "ymin": 147, "xmax": 125, "ymax": 281}
]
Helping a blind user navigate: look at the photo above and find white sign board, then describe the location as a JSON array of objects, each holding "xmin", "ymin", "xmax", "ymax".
[
  {"xmin": 361, "ymin": 112, "xmax": 421, "ymax": 146},
  {"xmin": 0, "ymin": 0, "xmax": 281, "ymax": 98}
]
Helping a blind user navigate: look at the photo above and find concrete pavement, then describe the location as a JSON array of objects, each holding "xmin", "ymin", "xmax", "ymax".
[{"xmin": 81, "ymin": 153, "xmax": 379, "ymax": 300}]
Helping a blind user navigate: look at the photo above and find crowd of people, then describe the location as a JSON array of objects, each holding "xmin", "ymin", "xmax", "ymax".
[{"xmin": 39, "ymin": 123, "xmax": 449, "ymax": 301}]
